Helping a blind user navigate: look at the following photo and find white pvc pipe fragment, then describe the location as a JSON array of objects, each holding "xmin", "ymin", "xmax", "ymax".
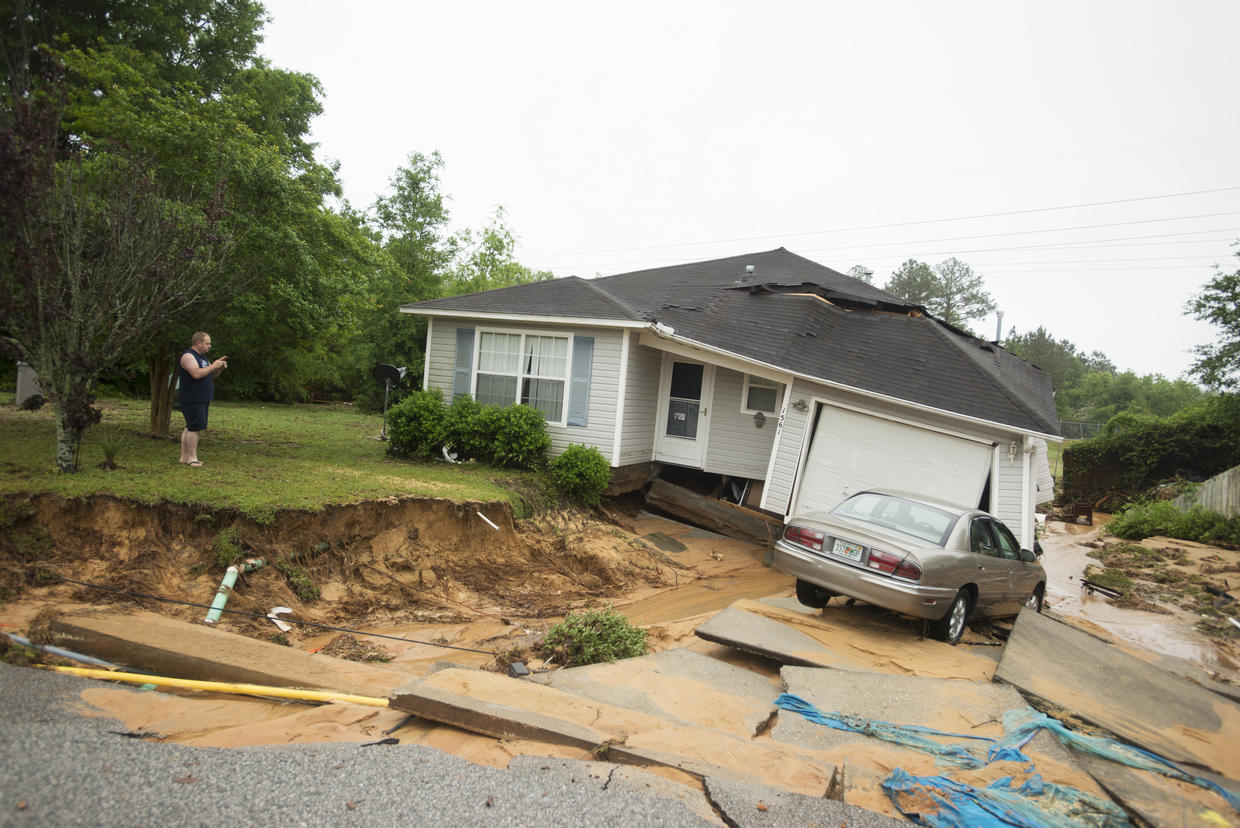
[{"xmin": 474, "ymin": 510, "xmax": 500, "ymax": 531}]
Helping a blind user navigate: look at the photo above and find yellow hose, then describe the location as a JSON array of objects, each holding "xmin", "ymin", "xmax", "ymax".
[{"xmin": 50, "ymin": 666, "xmax": 390, "ymax": 708}]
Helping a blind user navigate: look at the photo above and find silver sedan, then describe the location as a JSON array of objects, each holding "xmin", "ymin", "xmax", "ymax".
[{"xmin": 773, "ymin": 491, "xmax": 1046, "ymax": 643}]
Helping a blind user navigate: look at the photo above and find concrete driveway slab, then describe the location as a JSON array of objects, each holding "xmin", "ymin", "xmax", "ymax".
[
  {"xmin": 528, "ymin": 648, "xmax": 779, "ymax": 738},
  {"xmin": 996, "ymin": 607, "xmax": 1240, "ymax": 780},
  {"xmin": 695, "ymin": 599, "xmax": 996, "ymax": 681},
  {"xmin": 389, "ymin": 667, "xmax": 837, "ymax": 797}
]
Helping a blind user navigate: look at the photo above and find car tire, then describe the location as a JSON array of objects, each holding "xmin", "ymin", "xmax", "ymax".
[
  {"xmin": 795, "ymin": 579, "xmax": 834, "ymax": 609},
  {"xmin": 1025, "ymin": 584, "xmax": 1044, "ymax": 613},
  {"xmin": 930, "ymin": 589, "xmax": 970, "ymax": 644}
]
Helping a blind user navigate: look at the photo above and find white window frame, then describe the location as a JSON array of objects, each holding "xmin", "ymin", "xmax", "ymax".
[
  {"xmin": 473, "ymin": 327, "xmax": 573, "ymax": 426},
  {"xmin": 741, "ymin": 374, "xmax": 783, "ymax": 415}
]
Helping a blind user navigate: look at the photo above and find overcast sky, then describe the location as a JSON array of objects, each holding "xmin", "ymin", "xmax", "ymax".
[{"xmin": 258, "ymin": 1, "xmax": 1239, "ymax": 380}]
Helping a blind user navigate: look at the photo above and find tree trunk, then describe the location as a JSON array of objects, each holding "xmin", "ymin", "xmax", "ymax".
[
  {"xmin": 148, "ymin": 343, "xmax": 178, "ymax": 438},
  {"xmin": 55, "ymin": 409, "xmax": 82, "ymax": 473}
]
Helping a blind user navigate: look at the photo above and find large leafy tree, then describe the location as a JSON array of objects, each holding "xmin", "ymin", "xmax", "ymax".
[
  {"xmin": 930, "ymin": 257, "xmax": 994, "ymax": 331},
  {"xmin": 1006, "ymin": 326, "xmax": 1203, "ymax": 422},
  {"xmin": 1187, "ymin": 244, "xmax": 1240, "ymax": 390},
  {"xmin": 883, "ymin": 257, "xmax": 995, "ymax": 332},
  {"xmin": 446, "ymin": 206, "xmax": 552, "ymax": 295},
  {"xmin": 0, "ymin": 59, "xmax": 236, "ymax": 470},
  {"xmin": 884, "ymin": 259, "xmax": 938, "ymax": 307}
]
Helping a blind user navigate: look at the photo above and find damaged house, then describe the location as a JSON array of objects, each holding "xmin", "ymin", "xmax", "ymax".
[{"xmin": 400, "ymin": 248, "xmax": 1059, "ymax": 546}]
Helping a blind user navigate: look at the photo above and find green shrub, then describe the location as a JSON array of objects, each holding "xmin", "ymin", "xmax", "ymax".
[
  {"xmin": 441, "ymin": 394, "xmax": 485, "ymax": 462},
  {"xmin": 1062, "ymin": 395, "xmax": 1240, "ymax": 502},
  {"xmin": 276, "ymin": 559, "xmax": 319, "ymax": 602},
  {"xmin": 1109, "ymin": 501, "xmax": 1240, "ymax": 546},
  {"xmin": 550, "ymin": 444, "xmax": 612, "ymax": 506},
  {"xmin": 386, "ymin": 389, "xmax": 446, "ymax": 459},
  {"xmin": 213, "ymin": 527, "xmax": 243, "ymax": 568},
  {"xmin": 541, "ymin": 606, "xmax": 648, "ymax": 666},
  {"xmin": 490, "ymin": 405, "xmax": 551, "ymax": 469}
]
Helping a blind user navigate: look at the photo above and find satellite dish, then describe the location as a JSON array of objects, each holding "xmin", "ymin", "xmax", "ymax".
[
  {"xmin": 372, "ymin": 363, "xmax": 402, "ymax": 384},
  {"xmin": 371, "ymin": 363, "xmax": 408, "ymax": 440}
]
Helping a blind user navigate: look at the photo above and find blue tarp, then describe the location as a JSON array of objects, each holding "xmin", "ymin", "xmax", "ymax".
[
  {"xmin": 776, "ymin": 693, "xmax": 1240, "ymax": 825},
  {"xmin": 882, "ymin": 768, "xmax": 1130, "ymax": 828}
]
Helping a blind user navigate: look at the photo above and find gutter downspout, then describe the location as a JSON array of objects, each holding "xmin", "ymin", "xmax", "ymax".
[{"xmin": 205, "ymin": 558, "xmax": 265, "ymax": 623}]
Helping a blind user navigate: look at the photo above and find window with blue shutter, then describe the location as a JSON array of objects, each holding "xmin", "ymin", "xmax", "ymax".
[
  {"xmin": 453, "ymin": 327, "xmax": 475, "ymax": 400},
  {"xmin": 566, "ymin": 336, "xmax": 594, "ymax": 427}
]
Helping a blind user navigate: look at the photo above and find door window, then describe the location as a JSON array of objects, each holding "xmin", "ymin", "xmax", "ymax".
[{"xmin": 665, "ymin": 362, "xmax": 703, "ymax": 439}]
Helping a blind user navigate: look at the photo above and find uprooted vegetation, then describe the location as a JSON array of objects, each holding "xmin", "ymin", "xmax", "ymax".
[
  {"xmin": 1086, "ymin": 541, "xmax": 1240, "ymax": 640},
  {"xmin": 0, "ymin": 494, "xmax": 679, "ymax": 644}
]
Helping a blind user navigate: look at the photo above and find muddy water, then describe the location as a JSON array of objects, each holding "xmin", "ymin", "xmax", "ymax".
[{"xmin": 1040, "ymin": 519, "xmax": 1236, "ymax": 676}]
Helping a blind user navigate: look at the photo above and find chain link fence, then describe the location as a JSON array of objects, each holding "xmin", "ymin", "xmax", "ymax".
[{"xmin": 1058, "ymin": 421, "xmax": 1102, "ymax": 440}]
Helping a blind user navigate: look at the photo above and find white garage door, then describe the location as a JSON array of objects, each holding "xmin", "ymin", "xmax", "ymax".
[{"xmin": 791, "ymin": 404, "xmax": 995, "ymax": 515}]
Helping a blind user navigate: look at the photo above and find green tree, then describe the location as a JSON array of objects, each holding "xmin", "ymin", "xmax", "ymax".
[
  {"xmin": 0, "ymin": 76, "xmax": 236, "ymax": 471},
  {"xmin": 446, "ymin": 206, "xmax": 553, "ymax": 295},
  {"xmin": 931, "ymin": 257, "xmax": 994, "ymax": 330},
  {"xmin": 884, "ymin": 259, "xmax": 938, "ymax": 307},
  {"xmin": 884, "ymin": 258, "xmax": 994, "ymax": 332},
  {"xmin": 1187, "ymin": 244, "xmax": 1240, "ymax": 390}
]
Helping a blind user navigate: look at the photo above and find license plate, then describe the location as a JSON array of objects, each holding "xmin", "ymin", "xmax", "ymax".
[{"xmin": 832, "ymin": 539, "xmax": 863, "ymax": 562}]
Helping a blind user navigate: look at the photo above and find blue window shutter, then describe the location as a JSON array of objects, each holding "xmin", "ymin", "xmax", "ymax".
[
  {"xmin": 453, "ymin": 328, "xmax": 475, "ymax": 400},
  {"xmin": 566, "ymin": 336, "xmax": 593, "ymax": 427}
]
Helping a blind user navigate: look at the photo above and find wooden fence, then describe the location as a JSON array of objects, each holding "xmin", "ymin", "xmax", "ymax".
[{"xmin": 1173, "ymin": 465, "xmax": 1240, "ymax": 519}]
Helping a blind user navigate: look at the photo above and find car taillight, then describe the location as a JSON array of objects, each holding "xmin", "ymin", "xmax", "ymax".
[
  {"xmin": 784, "ymin": 525, "xmax": 824, "ymax": 552},
  {"xmin": 866, "ymin": 548, "xmax": 922, "ymax": 581}
]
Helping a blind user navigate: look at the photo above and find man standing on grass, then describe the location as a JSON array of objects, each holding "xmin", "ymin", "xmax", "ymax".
[{"xmin": 178, "ymin": 331, "xmax": 228, "ymax": 467}]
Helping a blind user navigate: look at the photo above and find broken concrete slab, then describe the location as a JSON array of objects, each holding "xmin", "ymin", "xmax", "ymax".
[
  {"xmin": 506, "ymin": 756, "xmax": 717, "ymax": 825},
  {"xmin": 702, "ymin": 776, "xmax": 904, "ymax": 828},
  {"xmin": 775, "ymin": 666, "xmax": 1114, "ymax": 812},
  {"xmin": 1071, "ymin": 750, "xmax": 1240, "ymax": 828},
  {"xmin": 694, "ymin": 599, "xmax": 996, "ymax": 681},
  {"xmin": 389, "ymin": 667, "xmax": 837, "ymax": 797},
  {"xmin": 527, "ymin": 648, "xmax": 778, "ymax": 738},
  {"xmin": 775, "ymin": 666, "xmax": 1075, "ymax": 766},
  {"xmin": 995, "ymin": 607, "xmax": 1240, "ymax": 780},
  {"xmin": 44, "ymin": 607, "xmax": 407, "ymax": 698}
]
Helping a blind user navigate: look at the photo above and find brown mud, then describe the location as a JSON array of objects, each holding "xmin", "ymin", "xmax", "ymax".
[{"xmin": 0, "ymin": 493, "xmax": 691, "ymax": 641}]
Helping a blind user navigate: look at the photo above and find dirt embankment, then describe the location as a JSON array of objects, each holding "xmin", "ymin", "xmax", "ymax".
[{"xmin": 0, "ymin": 494, "xmax": 675, "ymax": 643}]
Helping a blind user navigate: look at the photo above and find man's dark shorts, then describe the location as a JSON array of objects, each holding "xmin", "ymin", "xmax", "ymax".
[{"xmin": 182, "ymin": 402, "xmax": 210, "ymax": 432}]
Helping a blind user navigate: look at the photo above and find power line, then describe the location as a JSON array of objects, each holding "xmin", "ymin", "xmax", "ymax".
[{"xmin": 524, "ymin": 186, "xmax": 1240, "ymax": 260}]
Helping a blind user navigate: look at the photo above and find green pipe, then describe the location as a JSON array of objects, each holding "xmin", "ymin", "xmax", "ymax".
[{"xmin": 204, "ymin": 557, "xmax": 265, "ymax": 623}]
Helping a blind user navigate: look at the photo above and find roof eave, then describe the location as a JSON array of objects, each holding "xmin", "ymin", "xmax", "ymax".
[{"xmin": 399, "ymin": 306, "xmax": 648, "ymax": 329}]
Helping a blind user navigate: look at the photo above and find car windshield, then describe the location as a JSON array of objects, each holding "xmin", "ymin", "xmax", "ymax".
[{"xmin": 830, "ymin": 493, "xmax": 957, "ymax": 546}]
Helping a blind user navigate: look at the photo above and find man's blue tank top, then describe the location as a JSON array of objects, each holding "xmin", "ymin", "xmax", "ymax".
[{"xmin": 178, "ymin": 349, "xmax": 214, "ymax": 404}]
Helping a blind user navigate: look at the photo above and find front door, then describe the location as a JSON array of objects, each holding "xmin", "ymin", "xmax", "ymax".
[{"xmin": 654, "ymin": 356, "xmax": 714, "ymax": 467}]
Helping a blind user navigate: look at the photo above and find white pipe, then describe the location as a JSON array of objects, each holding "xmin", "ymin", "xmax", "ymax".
[
  {"xmin": 205, "ymin": 558, "xmax": 265, "ymax": 623},
  {"xmin": 475, "ymin": 510, "xmax": 500, "ymax": 531}
]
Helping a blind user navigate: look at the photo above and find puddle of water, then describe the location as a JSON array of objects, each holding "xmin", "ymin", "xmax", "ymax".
[{"xmin": 1040, "ymin": 522, "xmax": 1228, "ymax": 671}]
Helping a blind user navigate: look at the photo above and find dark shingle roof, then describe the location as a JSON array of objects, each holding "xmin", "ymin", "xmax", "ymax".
[{"xmin": 402, "ymin": 248, "xmax": 1059, "ymax": 435}]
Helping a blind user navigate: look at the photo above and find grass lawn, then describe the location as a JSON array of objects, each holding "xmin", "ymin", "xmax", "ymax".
[{"xmin": 0, "ymin": 397, "xmax": 529, "ymax": 522}]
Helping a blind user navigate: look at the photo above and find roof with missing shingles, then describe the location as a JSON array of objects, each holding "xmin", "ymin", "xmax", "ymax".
[{"xmin": 402, "ymin": 248, "xmax": 1059, "ymax": 435}]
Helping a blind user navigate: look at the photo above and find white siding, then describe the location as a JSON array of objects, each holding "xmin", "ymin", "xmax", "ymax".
[
  {"xmin": 424, "ymin": 320, "xmax": 623, "ymax": 459},
  {"xmin": 618, "ymin": 337, "xmax": 661, "ymax": 466},
  {"xmin": 994, "ymin": 446, "xmax": 1025, "ymax": 537},
  {"xmin": 702, "ymin": 368, "xmax": 779, "ymax": 479}
]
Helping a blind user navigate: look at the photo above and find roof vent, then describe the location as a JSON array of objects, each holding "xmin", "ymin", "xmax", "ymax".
[{"xmin": 736, "ymin": 264, "xmax": 756, "ymax": 285}]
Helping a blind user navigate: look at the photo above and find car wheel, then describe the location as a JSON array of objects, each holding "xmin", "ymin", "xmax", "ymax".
[
  {"xmin": 795, "ymin": 579, "xmax": 834, "ymax": 609},
  {"xmin": 930, "ymin": 589, "xmax": 970, "ymax": 644},
  {"xmin": 1025, "ymin": 584, "xmax": 1044, "ymax": 613}
]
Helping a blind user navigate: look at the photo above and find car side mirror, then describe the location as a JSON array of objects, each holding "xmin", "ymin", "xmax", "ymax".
[{"xmin": 1020, "ymin": 548, "xmax": 1036, "ymax": 563}]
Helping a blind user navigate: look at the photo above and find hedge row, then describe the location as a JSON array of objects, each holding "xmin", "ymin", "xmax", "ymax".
[
  {"xmin": 386, "ymin": 390, "xmax": 550, "ymax": 470},
  {"xmin": 1062, "ymin": 395, "xmax": 1240, "ymax": 502}
]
